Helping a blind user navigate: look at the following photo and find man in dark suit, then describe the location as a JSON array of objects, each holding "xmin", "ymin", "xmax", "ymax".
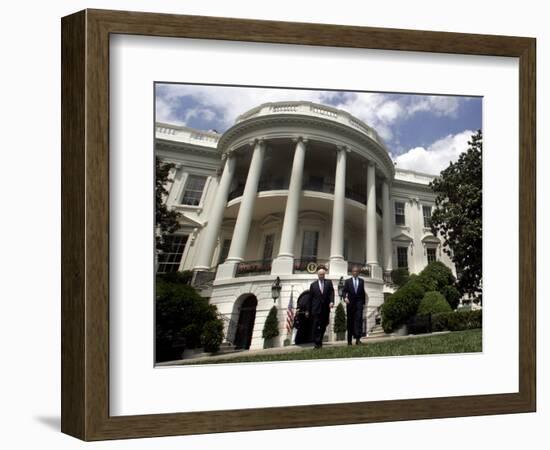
[
  {"xmin": 342, "ymin": 265, "xmax": 368, "ymax": 345},
  {"xmin": 308, "ymin": 268, "xmax": 334, "ymax": 349}
]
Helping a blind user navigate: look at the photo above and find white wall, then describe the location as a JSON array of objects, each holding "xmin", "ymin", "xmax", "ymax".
[{"xmin": 0, "ymin": 1, "xmax": 547, "ymax": 449}]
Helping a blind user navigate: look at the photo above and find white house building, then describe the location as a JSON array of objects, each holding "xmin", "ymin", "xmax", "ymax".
[{"xmin": 156, "ymin": 101, "xmax": 455, "ymax": 350}]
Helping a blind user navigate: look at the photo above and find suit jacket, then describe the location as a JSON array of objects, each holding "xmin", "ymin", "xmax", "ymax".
[
  {"xmin": 342, "ymin": 277, "xmax": 366, "ymax": 306},
  {"xmin": 308, "ymin": 279, "xmax": 334, "ymax": 318}
]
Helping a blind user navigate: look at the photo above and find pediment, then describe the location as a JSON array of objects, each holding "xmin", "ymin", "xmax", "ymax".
[
  {"xmin": 421, "ymin": 234, "xmax": 441, "ymax": 244},
  {"xmin": 392, "ymin": 232, "xmax": 413, "ymax": 242},
  {"xmin": 177, "ymin": 214, "xmax": 203, "ymax": 228}
]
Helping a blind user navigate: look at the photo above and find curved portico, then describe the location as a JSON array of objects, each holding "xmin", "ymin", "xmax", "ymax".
[{"xmin": 194, "ymin": 101, "xmax": 396, "ymax": 281}]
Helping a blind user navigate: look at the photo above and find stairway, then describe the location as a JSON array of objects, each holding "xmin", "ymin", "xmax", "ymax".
[{"xmin": 367, "ymin": 324, "xmax": 388, "ymax": 338}]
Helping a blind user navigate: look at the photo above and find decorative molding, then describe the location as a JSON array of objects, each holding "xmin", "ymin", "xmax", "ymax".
[
  {"xmin": 259, "ymin": 213, "xmax": 283, "ymax": 229},
  {"xmin": 292, "ymin": 135, "xmax": 309, "ymax": 145},
  {"xmin": 217, "ymin": 114, "xmax": 395, "ymax": 179}
]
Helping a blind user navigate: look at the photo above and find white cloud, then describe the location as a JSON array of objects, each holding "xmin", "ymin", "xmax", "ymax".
[
  {"xmin": 393, "ymin": 129, "xmax": 474, "ymax": 175},
  {"xmin": 405, "ymin": 95, "xmax": 461, "ymax": 118},
  {"xmin": 155, "ymin": 96, "xmax": 186, "ymax": 125},
  {"xmin": 155, "ymin": 85, "xmax": 470, "ymax": 147},
  {"xmin": 156, "ymin": 84, "xmax": 329, "ymax": 130}
]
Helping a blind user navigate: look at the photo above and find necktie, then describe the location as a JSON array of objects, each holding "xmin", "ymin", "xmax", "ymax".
[
  {"xmin": 354, "ymin": 278, "xmax": 357, "ymax": 293},
  {"xmin": 320, "ymin": 280, "xmax": 324, "ymax": 294}
]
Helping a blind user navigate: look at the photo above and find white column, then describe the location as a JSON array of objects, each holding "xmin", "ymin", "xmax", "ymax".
[
  {"xmin": 272, "ymin": 137, "xmax": 307, "ymax": 275},
  {"xmin": 217, "ymin": 139, "xmax": 266, "ymax": 279},
  {"xmin": 366, "ymin": 161, "xmax": 378, "ymax": 266},
  {"xmin": 165, "ymin": 163, "xmax": 183, "ymax": 206},
  {"xmin": 382, "ymin": 179, "xmax": 393, "ymax": 275},
  {"xmin": 194, "ymin": 154, "xmax": 236, "ymax": 271},
  {"xmin": 329, "ymin": 145, "xmax": 348, "ymax": 275}
]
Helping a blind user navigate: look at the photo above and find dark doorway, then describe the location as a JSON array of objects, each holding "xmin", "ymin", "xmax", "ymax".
[
  {"xmin": 233, "ymin": 295, "xmax": 258, "ymax": 349},
  {"xmin": 294, "ymin": 290, "xmax": 313, "ymax": 344}
]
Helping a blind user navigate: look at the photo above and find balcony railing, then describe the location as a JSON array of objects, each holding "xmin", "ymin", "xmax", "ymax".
[
  {"xmin": 235, "ymin": 259, "xmax": 273, "ymax": 277},
  {"xmin": 228, "ymin": 179, "xmax": 379, "ymax": 210},
  {"xmin": 347, "ymin": 262, "xmax": 371, "ymax": 277},
  {"xmin": 192, "ymin": 269, "xmax": 216, "ymax": 288},
  {"xmin": 293, "ymin": 258, "xmax": 330, "ymax": 274}
]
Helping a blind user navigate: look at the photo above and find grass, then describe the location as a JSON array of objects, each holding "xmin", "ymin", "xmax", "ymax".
[{"xmin": 188, "ymin": 329, "xmax": 482, "ymax": 365}]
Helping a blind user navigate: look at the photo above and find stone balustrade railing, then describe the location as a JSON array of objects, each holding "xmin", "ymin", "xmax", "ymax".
[
  {"xmin": 155, "ymin": 123, "xmax": 220, "ymax": 147},
  {"xmin": 234, "ymin": 101, "xmax": 387, "ymax": 149}
]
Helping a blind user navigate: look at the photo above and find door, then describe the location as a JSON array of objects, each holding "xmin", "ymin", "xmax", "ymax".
[
  {"xmin": 294, "ymin": 291, "xmax": 313, "ymax": 344},
  {"xmin": 233, "ymin": 296, "xmax": 258, "ymax": 349}
]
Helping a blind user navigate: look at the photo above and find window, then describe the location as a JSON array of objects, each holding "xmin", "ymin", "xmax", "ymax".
[
  {"xmin": 423, "ymin": 205, "xmax": 432, "ymax": 228},
  {"xmin": 306, "ymin": 175, "xmax": 324, "ymax": 192},
  {"xmin": 181, "ymin": 174, "xmax": 207, "ymax": 206},
  {"xmin": 157, "ymin": 234, "xmax": 188, "ymax": 273},
  {"xmin": 262, "ymin": 234, "xmax": 275, "ymax": 261},
  {"xmin": 343, "ymin": 238, "xmax": 349, "ymax": 261},
  {"xmin": 301, "ymin": 230, "xmax": 319, "ymax": 261},
  {"xmin": 218, "ymin": 239, "xmax": 231, "ymax": 265},
  {"xmin": 427, "ymin": 247, "xmax": 437, "ymax": 264},
  {"xmin": 397, "ymin": 246, "xmax": 408, "ymax": 269},
  {"xmin": 395, "ymin": 202, "xmax": 405, "ymax": 226}
]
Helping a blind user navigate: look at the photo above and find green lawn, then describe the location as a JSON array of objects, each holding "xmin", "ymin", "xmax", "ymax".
[{"xmin": 189, "ymin": 329, "xmax": 482, "ymax": 365}]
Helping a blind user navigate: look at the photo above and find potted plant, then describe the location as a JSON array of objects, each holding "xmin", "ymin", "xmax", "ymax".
[
  {"xmin": 262, "ymin": 305, "xmax": 280, "ymax": 348},
  {"xmin": 333, "ymin": 302, "xmax": 347, "ymax": 341}
]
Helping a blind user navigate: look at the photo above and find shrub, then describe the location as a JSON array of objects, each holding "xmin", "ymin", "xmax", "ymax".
[
  {"xmin": 333, "ymin": 303, "xmax": 347, "ymax": 334},
  {"xmin": 155, "ymin": 275, "xmax": 222, "ymax": 362},
  {"xmin": 381, "ymin": 279, "xmax": 425, "ymax": 333},
  {"xmin": 441, "ymin": 285, "xmax": 461, "ymax": 310},
  {"xmin": 416, "ymin": 261, "xmax": 456, "ymax": 292},
  {"xmin": 262, "ymin": 306, "xmax": 280, "ymax": 340},
  {"xmin": 391, "ymin": 268, "xmax": 410, "ymax": 288},
  {"xmin": 432, "ymin": 309, "xmax": 482, "ymax": 332},
  {"xmin": 417, "ymin": 291, "xmax": 452, "ymax": 315},
  {"xmin": 157, "ymin": 270, "xmax": 193, "ymax": 285},
  {"xmin": 201, "ymin": 319, "xmax": 224, "ymax": 353},
  {"xmin": 381, "ymin": 262, "xmax": 459, "ymax": 334}
]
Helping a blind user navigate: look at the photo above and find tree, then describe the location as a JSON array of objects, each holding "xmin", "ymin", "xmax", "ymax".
[
  {"xmin": 430, "ymin": 130, "xmax": 482, "ymax": 299},
  {"xmin": 333, "ymin": 302, "xmax": 347, "ymax": 337},
  {"xmin": 381, "ymin": 261, "xmax": 458, "ymax": 333},
  {"xmin": 262, "ymin": 306, "xmax": 280, "ymax": 340},
  {"xmin": 155, "ymin": 157, "xmax": 182, "ymax": 253},
  {"xmin": 417, "ymin": 291, "xmax": 452, "ymax": 316},
  {"xmin": 155, "ymin": 275, "xmax": 224, "ymax": 361}
]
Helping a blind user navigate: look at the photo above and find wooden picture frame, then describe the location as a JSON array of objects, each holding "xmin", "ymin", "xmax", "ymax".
[{"xmin": 61, "ymin": 8, "xmax": 536, "ymax": 441}]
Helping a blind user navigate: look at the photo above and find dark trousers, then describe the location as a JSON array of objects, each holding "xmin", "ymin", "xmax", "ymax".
[
  {"xmin": 311, "ymin": 313, "xmax": 328, "ymax": 347},
  {"xmin": 346, "ymin": 303, "xmax": 364, "ymax": 343}
]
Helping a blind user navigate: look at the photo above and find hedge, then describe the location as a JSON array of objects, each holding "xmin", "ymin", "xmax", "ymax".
[
  {"xmin": 155, "ymin": 275, "xmax": 224, "ymax": 362},
  {"xmin": 391, "ymin": 267, "xmax": 410, "ymax": 288},
  {"xmin": 381, "ymin": 262, "xmax": 459, "ymax": 333},
  {"xmin": 415, "ymin": 261, "xmax": 456, "ymax": 292},
  {"xmin": 441, "ymin": 285, "xmax": 461, "ymax": 310},
  {"xmin": 432, "ymin": 309, "xmax": 482, "ymax": 332},
  {"xmin": 417, "ymin": 291, "xmax": 452, "ymax": 315},
  {"xmin": 201, "ymin": 320, "xmax": 224, "ymax": 353},
  {"xmin": 381, "ymin": 279, "xmax": 425, "ymax": 333}
]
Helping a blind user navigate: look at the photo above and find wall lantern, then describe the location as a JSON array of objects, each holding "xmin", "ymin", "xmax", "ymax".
[
  {"xmin": 338, "ymin": 276, "xmax": 345, "ymax": 300},
  {"xmin": 271, "ymin": 276, "xmax": 282, "ymax": 302}
]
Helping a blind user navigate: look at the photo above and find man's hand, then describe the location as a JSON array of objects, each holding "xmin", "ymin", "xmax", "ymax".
[
  {"xmin": 344, "ymin": 299, "xmax": 350, "ymax": 305},
  {"xmin": 329, "ymin": 303, "xmax": 334, "ymax": 309}
]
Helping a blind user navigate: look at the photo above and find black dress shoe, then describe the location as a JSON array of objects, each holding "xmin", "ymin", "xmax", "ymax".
[
  {"xmin": 347, "ymin": 342, "xmax": 352, "ymax": 346},
  {"xmin": 356, "ymin": 339, "xmax": 362, "ymax": 345}
]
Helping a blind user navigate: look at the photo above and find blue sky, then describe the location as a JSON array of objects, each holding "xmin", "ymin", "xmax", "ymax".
[{"xmin": 155, "ymin": 83, "xmax": 482, "ymax": 175}]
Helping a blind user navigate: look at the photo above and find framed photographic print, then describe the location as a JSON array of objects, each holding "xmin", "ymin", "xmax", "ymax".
[{"xmin": 61, "ymin": 9, "xmax": 536, "ymax": 441}]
